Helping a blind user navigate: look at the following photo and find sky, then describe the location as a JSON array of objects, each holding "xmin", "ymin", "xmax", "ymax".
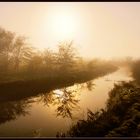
[{"xmin": 0, "ymin": 2, "xmax": 140, "ymax": 59}]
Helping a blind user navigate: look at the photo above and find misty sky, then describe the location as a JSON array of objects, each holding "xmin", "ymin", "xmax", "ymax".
[{"xmin": 0, "ymin": 2, "xmax": 140, "ymax": 59}]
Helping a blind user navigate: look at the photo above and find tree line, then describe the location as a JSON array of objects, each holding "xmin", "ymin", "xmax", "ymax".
[
  {"xmin": 0, "ymin": 27, "xmax": 118, "ymax": 83},
  {"xmin": 0, "ymin": 27, "xmax": 82, "ymax": 81}
]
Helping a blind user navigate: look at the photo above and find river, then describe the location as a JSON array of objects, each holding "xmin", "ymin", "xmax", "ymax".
[{"xmin": 0, "ymin": 66, "xmax": 133, "ymax": 137}]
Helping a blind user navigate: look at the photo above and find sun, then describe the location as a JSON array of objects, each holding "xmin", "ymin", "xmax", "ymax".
[
  {"xmin": 42, "ymin": 7, "xmax": 78, "ymax": 45},
  {"xmin": 51, "ymin": 12, "xmax": 76, "ymax": 41}
]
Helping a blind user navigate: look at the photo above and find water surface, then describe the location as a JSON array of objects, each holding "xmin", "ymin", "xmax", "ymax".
[{"xmin": 0, "ymin": 67, "xmax": 133, "ymax": 137}]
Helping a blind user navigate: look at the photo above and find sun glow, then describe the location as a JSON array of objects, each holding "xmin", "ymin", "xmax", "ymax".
[
  {"xmin": 53, "ymin": 89, "xmax": 64, "ymax": 97},
  {"xmin": 42, "ymin": 6, "xmax": 78, "ymax": 46},
  {"xmin": 51, "ymin": 12, "xmax": 76, "ymax": 40}
]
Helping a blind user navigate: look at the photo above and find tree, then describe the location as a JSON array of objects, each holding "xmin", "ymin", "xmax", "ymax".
[
  {"xmin": 131, "ymin": 60, "xmax": 140, "ymax": 84},
  {"xmin": 57, "ymin": 41, "xmax": 77, "ymax": 74},
  {"xmin": 0, "ymin": 27, "xmax": 34, "ymax": 72},
  {"xmin": 43, "ymin": 48, "xmax": 57, "ymax": 72},
  {"xmin": 0, "ymin": 27, "xmax": 15, "ymax": 72},
  {"xmin": 26, "ymin": 52, "xmax": 44, "ymax": 74},
  {"xmin": 12, "ymin": 36, "xmax": 34, "ymax": 71}
]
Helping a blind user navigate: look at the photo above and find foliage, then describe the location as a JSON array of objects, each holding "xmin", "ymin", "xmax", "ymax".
[
  {"xmin": 0, "ymin": 27, "xmax": 118, "ymax": 84},
  {"xmin": 0, "ymin": 27, "xmax": 34, "ymax": 72},
  {"xmin": 130, "ymin": 60, "xmax": 140, "ymax": 84},
  {"xmin": 38, "ymin": 87, "xmax": 80, "ymax": 119},
  {"xmin": 68, "ymin": 81, "xmax": 140, "ymax": 137}
]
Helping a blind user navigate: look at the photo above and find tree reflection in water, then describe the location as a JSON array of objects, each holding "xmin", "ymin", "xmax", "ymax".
[
  {"xmin": 0, "ymin": 80, "xmax": 95, "ymax": 125},
  {"xmin": 38, "ymin": 81, "xmax": 95, "ymax": 119},
  {"xmin": 38, "ymin": 85, "xmax": 82, "ymax": 119},
  {"xmin": 86, "ymin": 80, "xmax": 95, "ymax": 91},
  {"xmin": 55, "ymin": 87, "xmax": 80, "ymax": 118},
  {"xmin": 0, "ymin": 99, "xmax": 33, "ymax": 125},
  {"xmin": 38, "ymin": 91, "xmax": 56, "ymax": 107}
]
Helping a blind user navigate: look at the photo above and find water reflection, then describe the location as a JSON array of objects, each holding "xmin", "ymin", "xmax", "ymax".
[
  {"xmin": 55, "ymin": 87, "xmax": 80, "ymax": 118},
  {"xmin": 0, "ymin": 80, "xmax": 95, "ymax": 127},
  {"xmin": 85, "ymin": 81, "xmax": 95, "ymax": 91},
  {"xmin": 38, "ymin": 91, "xmax": 56, "ymax": 107},
  {"xmin": 38, "ymin": 82, "xmax": 95, "ymax": 119},
  {"xmin": 0, "ymin": 67, "xmax": 132, "ymax": 137},
  {"xmin": 0, "ymin": 98, "xmax": 33, "ymax": 125},
  {"xmin": 38, "ymin": 87, "xmax": 80, "ymax": 119}
]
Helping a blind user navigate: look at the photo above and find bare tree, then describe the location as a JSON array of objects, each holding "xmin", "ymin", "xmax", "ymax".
[
  {"xmin": 12, "ymin": 36, "xmax": 34, "ymax": 71},
  {"xmin": 0, "ymin": 27, "xmax": 34, "ymax": 72},
  {"xmin": 57, "ymin": 41, "xmax": 77, "ymax": 74},
  {"xmin": 0, "ymin": 27, "xmax": 15, "ymax": 72},
  {"xmin": 43, "ymin": 48, "xmax": 57, "ymax": 72}
]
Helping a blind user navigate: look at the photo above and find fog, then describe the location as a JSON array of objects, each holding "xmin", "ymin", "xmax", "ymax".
[
  {"xmin": 0, "ymin": 2, "xmax": 140, "ymax": 59},
  {"xmin": 1, "ymin": 2, "xmax": 140, "ymax": 137}
]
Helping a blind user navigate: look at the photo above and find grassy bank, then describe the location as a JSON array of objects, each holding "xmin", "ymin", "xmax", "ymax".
[{"xmin": 0, "ymin": 63, "xmax": 117, "ymax": 102}]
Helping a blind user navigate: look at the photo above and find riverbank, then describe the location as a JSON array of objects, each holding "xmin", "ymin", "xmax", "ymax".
[
  {"xmin": 68, "ymin": 81, "xmax": 140, "ymax": 137},
  {"xmin": 0, "ymin": 65, "xmax": 117, "ymax": 102}
]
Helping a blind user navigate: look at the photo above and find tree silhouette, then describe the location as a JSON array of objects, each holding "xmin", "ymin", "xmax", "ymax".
[
  {"xmin": 38, "ymin": 87, "xmax": 80, "ymax": 119},
  {"xmin": 0, "ymin": 27, "xmax": 15, "ymax": 72},
  {"xmin": 12, "ymin": 36, "xmax": 34, "ymax": 71},
  {"xmin": 0, "ymin": 27, "xmax": 34, "ymax": 73},
  {"xmin": 68, "ymin": 81, "xmax": 140, "ymax": 137},
  {"xmin": 57, "ymin": 41, "xmax": 77, "ymax": 74}
]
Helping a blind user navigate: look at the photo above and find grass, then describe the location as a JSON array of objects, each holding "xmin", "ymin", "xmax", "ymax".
[{"xmin": 0, "ymin": 64, "xmax": 117, "ymax": 102}]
